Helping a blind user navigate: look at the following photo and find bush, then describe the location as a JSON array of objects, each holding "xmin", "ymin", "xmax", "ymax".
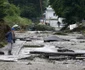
[
  {"xmin": 33, "ymin": 24, "xmax": 55, "ymax": 31},
  {"xmin": 4, "ymin": 15, "xmax": 32, "ymax": 26}
]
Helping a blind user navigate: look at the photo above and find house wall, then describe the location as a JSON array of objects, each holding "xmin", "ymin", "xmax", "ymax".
[{"xmin": 45, "ymin": 10, "xmax": 58, "ymax": 20}]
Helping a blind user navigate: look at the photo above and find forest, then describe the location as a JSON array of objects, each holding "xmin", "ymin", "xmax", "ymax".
[
  {"xmin": 8, "ymin": 0, "xmax": 48, "ymax": 19},
  {"xmin": 0, "ymin": 0, "xmax": 48, "ymax": 25}
]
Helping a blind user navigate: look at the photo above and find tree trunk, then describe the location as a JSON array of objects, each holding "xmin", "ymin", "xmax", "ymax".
[{"xmin": 0, "ymin": 19, "xmax": 10, "ymax": 42}]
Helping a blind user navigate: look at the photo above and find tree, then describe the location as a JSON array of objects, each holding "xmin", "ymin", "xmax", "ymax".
[
  {"xmin": 0, "ymin": 0, "xmax": 7, "ymax": 20},
  {"xmin": 20, "ymin": 4, "xmax": 38, "ymax": 19},
  {"xmin": 6, "ymin": 4, "xmax": 20, "ymax": 16},
  {"xmin": 8, "ymin": 0, "xmax": 48, "ymax": 19},
  {"xmin": 49, "ymin": 0, "xmax": 85, "ymax": 29}
]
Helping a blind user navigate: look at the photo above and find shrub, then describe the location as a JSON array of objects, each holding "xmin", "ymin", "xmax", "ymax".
[
  {"xmin": 4, "ymin": 15, "xmax": 32, "ymax": 26},
  {"xmin": 33, "ymin": 24, "xmax": 55, "ymax": 31}
]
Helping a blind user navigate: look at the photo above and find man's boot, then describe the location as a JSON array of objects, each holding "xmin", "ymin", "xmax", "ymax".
[{"xmin": 8, "ymin": 50, "xmax": 12, "ymax": 55}]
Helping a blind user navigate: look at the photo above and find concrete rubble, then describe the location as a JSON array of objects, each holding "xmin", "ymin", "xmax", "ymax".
[{"xmin": 0, "ymin": 31, "xmax": 85, "ymax": 70}]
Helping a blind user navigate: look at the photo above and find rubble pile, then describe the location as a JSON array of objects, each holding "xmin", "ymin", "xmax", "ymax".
[
  {"xmin": 0, "ymin": 31, "xmax": 85, "ymax": 70},
  {"xmin": 15, "ymin": 31, "xmax": 85, "ymax": 61}
]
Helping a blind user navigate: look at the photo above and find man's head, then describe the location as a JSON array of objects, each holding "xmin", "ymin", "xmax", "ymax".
[{"xmin": 11, "ymin": 27, "xmax": 15, "ymax": 31}]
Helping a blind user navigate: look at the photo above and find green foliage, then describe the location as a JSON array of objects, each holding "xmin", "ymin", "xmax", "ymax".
[
  {"xmin": 49, "ymin": 0, "xmax": 85, "ymax": 25},
  {"xmin": 4, "ymin": 15, "xmax": 32, "ymax": 26},
  {"xmin": 3, "ymin": 1, "xmax": 32, "ymax": 26},
  {"xmin": 34, "ymin": 24, "xmax": 55, "ymax": 31},
  {"xmin": 0, "ymin": 41, "xmax": 7, "ymax": 48},
  {"xmin": 6, "ymin": 4, "xmax": 20, "ymax": 16},
  {"xmin": 0, "ymin": 0, "xmax": 8, "ymax": 19},
  {"xmin": 8, "ymin": 0, "xmax": 49, "ymax": 19},
  {"xmin": 20, "ymin": 5, "xmax": 37, "ymax": 19}
]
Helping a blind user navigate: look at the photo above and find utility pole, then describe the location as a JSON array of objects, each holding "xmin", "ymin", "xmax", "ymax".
[{"xmin": 40, "ymin": 0, "xmax": 43, "ymax": 14}]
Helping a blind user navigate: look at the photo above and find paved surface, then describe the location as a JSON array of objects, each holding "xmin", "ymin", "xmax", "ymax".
[
  {"xmin": 12, "ymin": 40, "xmax": 26, "ymax": 55},
  {"xmin": 0, "ymin": 31, "xmax": 85, "ymax": 70},
  {"xmin": 0, "ymin": 58, "xmax": 85, "ymax": 70},
  {"xmin": 0, "ymin": 40, "xmax": 27, "ymax": 61},
  {"xmin": 0, "ymin": 40, "xmax": 26, "ymax": 55}
]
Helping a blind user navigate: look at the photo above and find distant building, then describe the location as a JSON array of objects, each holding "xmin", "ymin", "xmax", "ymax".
[{"xmin": 43, "ymin": 6, "xmax": 64, "ymax": 30}]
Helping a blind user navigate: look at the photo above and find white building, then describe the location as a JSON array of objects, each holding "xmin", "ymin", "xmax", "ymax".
[{"xmin": 44, "ymin": 6, "xmax": 64, "ymax": 30}]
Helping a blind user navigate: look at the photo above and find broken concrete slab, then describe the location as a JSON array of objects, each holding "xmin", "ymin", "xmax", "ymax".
[
  {"xmin": 30, "ymin": 51, "xmax": 85, "ymax": 57},
  {"xmin": 31, "ymin": 45, "xmax": 58, "ymax": 53},
  {"xmin": 24, "ymin": 41, "xmax": 44, "ymax": 47},
  {"xmin": 25, "ymin": 38, "xmax": 31, "ymax": 41},
  {"xmin": 57, "ymin": 48, "xmax": 74, "ymax": 52},
  {"xmin": 49, "ymin": 56, "xmax": 68, "ymax": 60},
  {"xmin": 23, "ymin": 45, "xmax": 44, "ymax": 48},
  {"xmin": 12, "ymin": 40, "xmax": 26, "ymax": 55},
  {"xmin": 0, "ymin": 40, "xmax": 26, "ymax": 55},
  {"xmin": 44, "ymin": 35, "xmax": 69, "ymax": 42},
  {"xmin": 73, "ymin": 49, "xmax": 85, "ymax": 54},
  {"xmin": 0, "ymin": 55, "xmax": 18, "ymax": 62},
  {"xmin": 30, "ymin": 47, "xmax": 85, "ymax": 58},
  {"xmin": 0, "ymin": 54, "xmax": 31, "ymax": 62},
  {"xmin": 20, "ymin": 45, "xmax": 58, "ymax": 55},
  {"xmin": 76, "ymin": 36, "xmax": 85, "ymax": 39},
  {"xmin": 70, "ymin": 39, "xmax": 85, "ymax": 43},
  {"xmin": 75, "ymin": 57, "xmax": 85, "ymax": 60}
]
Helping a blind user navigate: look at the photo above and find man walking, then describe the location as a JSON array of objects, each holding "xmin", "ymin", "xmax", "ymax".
[{"xmin": 5, "ymin": 26, "xmax": 13, "ymax": 55}]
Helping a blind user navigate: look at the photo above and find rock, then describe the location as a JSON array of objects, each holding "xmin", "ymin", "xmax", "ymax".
[{"xmin": 26, "ymin": 62, "xmax": 32, "ymax": 65}]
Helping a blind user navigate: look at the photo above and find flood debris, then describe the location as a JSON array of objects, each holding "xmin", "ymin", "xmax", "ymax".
[
  {"xmin": 0, "ymin": 52, "xmax": 4, "ymax": 55},
  {"xmin": 16, "ymin": 37, "xmax": 31, "ymax": 41},
  {"xmin": 49, "ymin": 56, "xmax": 68, "ymax": 60},
  {"xmin": 44, "ymin": 35, "xmax": 69, "ymax": 42},
  {"xmin": 30, "ymin": 47, "xmax": 85, "ymax": 60},
  {"xmin": 76, "ymin": 36, "xmax": 85, "ymax": 39},
  {"xmin": 57, "ymin": 48, "xmax": 74, "ymax": 52},
  {"xmin": 1, "ymin": 31, "xmax": 85, "ymax": 63},
  {"xmin": 23, "ymin": 45, "xmax": 44, "ymax": 48},
  {"xmin": 0, "ymin": 55, "xmax": 31, "ymax": 62},
  {"xmin": 25, "ymin": 38, "xmax": 32, "ymax": 41},
  {"xmin": 26, "ymin": 62, "xmax": 32, "ymax": 65}
]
